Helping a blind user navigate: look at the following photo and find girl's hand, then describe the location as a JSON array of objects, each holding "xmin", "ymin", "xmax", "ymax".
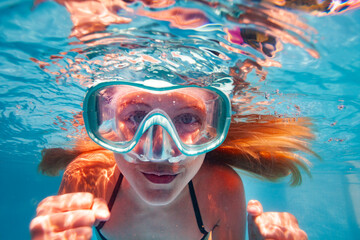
[
  {"xmin": 247, "ymin": 200, "xmax": 308, "ymax": 240},
  {"xmin": 30, "ymin": 192, "xmax": 110, "ymax": 240}
]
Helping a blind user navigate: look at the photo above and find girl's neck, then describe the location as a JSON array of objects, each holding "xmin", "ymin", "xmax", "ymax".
[{"xmin": 118, "ymin": 176, "xmax": 192, "ymax": 212}]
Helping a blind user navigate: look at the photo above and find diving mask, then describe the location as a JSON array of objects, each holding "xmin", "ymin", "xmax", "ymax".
[{"xmin": 83, "ymin": 80, "xmax": 231, "ymax": 161}]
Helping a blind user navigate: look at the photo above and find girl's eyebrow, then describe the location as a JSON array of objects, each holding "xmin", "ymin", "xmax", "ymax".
[
  {"xmin": 117, "ymin": 99, "xmax": 151, "ymax": 108},
  {"xmin": 178, "ymin": 105, "xmax": 206, "ymax": 112}
]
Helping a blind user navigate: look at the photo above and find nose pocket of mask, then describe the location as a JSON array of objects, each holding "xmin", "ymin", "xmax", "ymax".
[
  {"xmin": 142, "ymin": 125, "xmax": 177, "ymax": 161},
  {"xmin": 129, "ymin": 110, "xmax": 184, "ymax": 161}
]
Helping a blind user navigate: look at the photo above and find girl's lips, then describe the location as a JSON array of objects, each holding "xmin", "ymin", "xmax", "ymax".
[{"xmin": 142, "ymin": 172, "xmax": 178, "ymax": 184}]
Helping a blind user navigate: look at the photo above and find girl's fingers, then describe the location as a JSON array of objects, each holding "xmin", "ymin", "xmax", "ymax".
[
  {"xmin": 248, "ymin": 211, "xmax": 308, "ymax": 240},
  {"xmin": 37, "ymin": 193, "xmax": 94, "ymax": 216},
  {"xmin": 31, "ymin": 210, "xmax": 96, "ymax": 233},
  {"xmin": 259, "ymin": 225, "xmax": 308, "ymax": 240},
  {"xmin": 92, "ymin": 198, "xmax": 110, "ymax": 221},
  {"xmin": 59, "ymin": 226, "xmax": 93, "ymax": 240},
  {"xmin": 296, "ymin": 229, "xmax": 308, "ymax": 240},
  {"xmin": 247, "ymin": 200, "xmax": 307, "ymax": 240},
  {"xmin": 259, "ymin": 224, "xmax": 287, "ymax": 239},
  {"xmin": 45, "ymin": 227, "xmax": 93, "ymax": 240},
  {"xmin": 247, "ymin": 200, "xmax": 264, "ymax": 217},
  {"xmin": 31, "ymin": 193, "xmax": 110, "ymax": 240}
]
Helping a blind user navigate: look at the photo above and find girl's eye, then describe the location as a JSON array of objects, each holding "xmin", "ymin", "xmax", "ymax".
[
  {"xmin": 177, "ymin": 113, "xmax": 198, "ymax": 124},
  {"xmin": 174, "ymin": 113, "xmax": 202, "ymax": 132},
  {"xmin": 116, "ymin": 110, "xmax": 148, "ymax": 140},
  {"xmin": 128, "ymin": 111, "xmax": 147, "ymax": 125}
]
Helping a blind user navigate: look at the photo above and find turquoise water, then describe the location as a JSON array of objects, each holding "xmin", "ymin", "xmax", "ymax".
[{"xmin": 1, "ymin": 0, "xmax": 360, "ymax": 239}]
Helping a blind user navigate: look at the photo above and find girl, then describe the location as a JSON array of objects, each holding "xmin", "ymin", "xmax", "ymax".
[{"xmin": 30, "ymin": 79, "xmax": 312, "ymax": 239}]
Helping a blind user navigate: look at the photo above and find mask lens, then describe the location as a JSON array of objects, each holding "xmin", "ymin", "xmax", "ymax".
[{"xmin": 96, "ymin": 86, "xmax": 147, "ymax": 143}]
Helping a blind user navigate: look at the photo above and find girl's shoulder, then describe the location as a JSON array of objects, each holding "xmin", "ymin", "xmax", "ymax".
[
  {"xmin": 58, "ymin": 149, "xmax": 119, "ymax": 199},
  {"xmin": 194, "ymin": 160, "xmax": 246, "ymax": 232},
  {"xmin": 196, "ymin": 160, "xmax": 245, "ymax": 195}
]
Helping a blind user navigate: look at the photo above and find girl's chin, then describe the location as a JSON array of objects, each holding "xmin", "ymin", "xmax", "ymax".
[
  {"xmin": 136, "ymin": 184, "xmax": 184, "ymax": 206},
  {"xmin": 140, "ymin": 192, "xmax": 178, "ymax": 206}
]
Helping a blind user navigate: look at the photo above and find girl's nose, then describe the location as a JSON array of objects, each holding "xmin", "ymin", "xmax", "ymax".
[{"xmin": 139, "ymin": 125, "xmax": 182, "ymax": 161}]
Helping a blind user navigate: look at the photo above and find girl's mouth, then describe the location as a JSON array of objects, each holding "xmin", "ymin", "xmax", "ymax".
[{"xmin": 142, "ymin": 172, "xmax": 178, "ymax": 184}]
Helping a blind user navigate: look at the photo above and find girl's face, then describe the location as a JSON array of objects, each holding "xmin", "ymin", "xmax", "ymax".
[
  {"xmin": 114, "ymin": 152, "xmax": 205, "ymax": 206},
  {"xmin": 111, "ymin": 88, "xmax": 210, "ymax": 205},
  {"xmin": 89, "ymin": 83, "xmax": 227, "ymax": 205}
]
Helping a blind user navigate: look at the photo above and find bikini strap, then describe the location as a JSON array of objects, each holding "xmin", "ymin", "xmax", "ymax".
[
  {"xmin": 96, "ymin": 176, "xmax": 207, "ymax": 239},
  {"xmin": 96, "ymin": 173, "xmax": 123, "ymax": 231},
  {"xmin": 188, "ymin": 180, "xmax": 209, "ymax": 236}
]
